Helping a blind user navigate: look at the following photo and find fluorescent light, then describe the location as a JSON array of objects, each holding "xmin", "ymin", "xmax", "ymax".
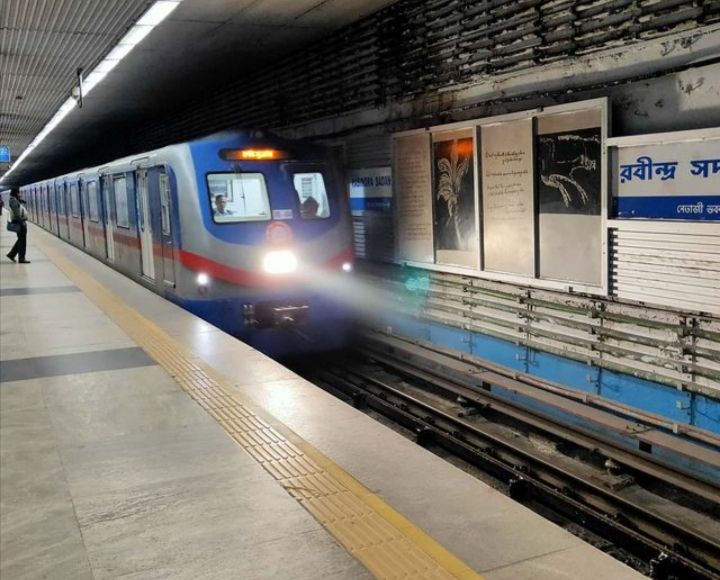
[
  {"xmin": 105, "ymin": 43, "xmax": 134, "ymax": 61},
  {"xmin": 138, "ymin": 1, "xmax": 181, "ymax": 26},
  {"xmin": 94, "ymin": 58, "xmax": 120, "ymax": 74},
  {"xmin": 83, "ymin": 71, "xmax": 108, "ymax": 94},
  {"xmin": 0, "ymin": 0, "xmax": 185, "ymax": 183},
  {"xmin": 120, "ymin": 24, "xmax": 153, "ymax": 46}
]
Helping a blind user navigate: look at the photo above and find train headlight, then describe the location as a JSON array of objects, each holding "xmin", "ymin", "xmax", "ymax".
[
  {"xmin": 341, "ymin": 262, "xmax": 353, "ymax": 273},
  {"xmin": 263, "ymin": 250, "xmax": 297, "ymax": 274},
  {"xmin": 197, "ymin": 272, "xmax": 209, "ymax": 286}
]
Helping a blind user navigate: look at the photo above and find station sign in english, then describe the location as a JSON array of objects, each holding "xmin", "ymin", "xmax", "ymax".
[
  {"xmin": 0, "ymin": 145, "xmax": 10, "ymax": 164},
  {"xmin": 348, "ymin": 167, "xmax": 392, "ymax": 213}
]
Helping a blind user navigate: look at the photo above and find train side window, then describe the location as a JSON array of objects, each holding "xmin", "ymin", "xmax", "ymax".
[
  {"xmin": 159, "ymin": 172, "xmax": 171, "ymax": 235},
  {"xmin": 206, "ymin": 173, "xmax": 271, "ymax": 223},
  {"xmin": 58, "ymin": 185, "xmax": 65, "ymax": 215},
  {"xmin": 114, "ymin": 176, "xmax": 130, "ymax": 228},
  {"xmin": 88, "ymin": 181, "xmax": 100, "ymax": 222},
  {"xmin": 292, "ymin": 172, "xmax": 330, "ymax": 219},
  {"xmin": 70, "ymin": 183, "xmax": 80, "ymax": 217}
]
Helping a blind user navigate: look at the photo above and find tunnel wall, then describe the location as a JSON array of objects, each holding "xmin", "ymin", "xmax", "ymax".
[{"xmin": 131, "ymin": 1, "xmax": 720, "ymax": 435}]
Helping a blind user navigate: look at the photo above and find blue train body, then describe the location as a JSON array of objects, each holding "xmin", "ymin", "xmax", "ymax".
[{"xmin": 21, "ymin": 131, "xmax": 356, "ymax": 358}]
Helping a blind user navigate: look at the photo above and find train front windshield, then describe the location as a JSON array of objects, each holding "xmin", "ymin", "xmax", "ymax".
[
  {"xmin": 206, "ymin": 173, "xmax": 271, "ymax": 223},
  {"xmin": 290, "ymin": 170, "xmax": 331, "ymax": 220}
]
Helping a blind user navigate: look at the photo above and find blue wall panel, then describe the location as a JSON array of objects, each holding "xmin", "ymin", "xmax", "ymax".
[
  {"xmin": 528, "ymin": 351, "xmax": 600, "ymax": 395},
  {"xmin": 382, "ymin": 313, "xmax": 720, "ymax": 435},
  {"xmin": 428, "ymin": 322, "xmax": 471, "ymax": 355},
  {"xmin": 471, "ymin": 332, "xmax": 527, "ymax": 373},
  {"xmin": 599, "ymin": 370, "xmax": 693, "ymax": 424},
  {"xmin": 692, "ymin": 391, "xmax": 720, "ymax": 433}
]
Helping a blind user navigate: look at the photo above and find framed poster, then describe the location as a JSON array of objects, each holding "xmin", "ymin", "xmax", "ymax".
[
  {"xmin": 481, "ymin": 118, "xmax": 535, "ymax": 275},
  {"xmin": 432, "ymin": 130, "xmax": 478, "ymax": 268},
  {"xmin": 394, "ymin": 133, "xmax": 433, "ymax": 263},
  {"xmin": 537, "ymin": 106, "xmax": 604, "ymax": 285}
]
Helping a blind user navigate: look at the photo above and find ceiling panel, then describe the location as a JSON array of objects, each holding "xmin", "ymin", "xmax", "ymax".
[{"xmin": 0, "ymin": 0, "xmax": 398, "ymax": 186}]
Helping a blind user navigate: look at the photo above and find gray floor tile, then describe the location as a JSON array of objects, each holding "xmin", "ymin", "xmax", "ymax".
[
  {"xmin": 0, "ymin": 499, "xmax": 93, "ymax": 580},
  {"xmin": 0, "ymin": 285, "xmax": 79, "ymax": 296},
  {"xmin": 0, "ymin": 379, "xmax": 45, "ymax": 413},
  {"xmin": 482, "ymin": 544, "xmax": 646, "ymax": 580},
  {"xmin": 201, "ymin": 350, "xmax": 297, "ymax": 384},
  {"xmin": 97, "ymin": 528, "xmax": 371, "ymax": 580},
  {"xmin": 59, "ymin": 424, "xmax": 265, "ymax": 496},
  {"xmin": 433, "ymin": 511, "xmax": 580, "ymax": 573},
  {"xmin": 41, "ymin": 366, "xmax": 178, "ymax": 405},
  {"xmin": 79, "ymin": 473, "xmax": 324, "ymax": 580},
  {"xmin": 47, "ymin": 389, "xmax": 208, "ymax": 446},
  {"xmin": 0, "ymin": 347, "xmax": 155, "ymax": 382}
]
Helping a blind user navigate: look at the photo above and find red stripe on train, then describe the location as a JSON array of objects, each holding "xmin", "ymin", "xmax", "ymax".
[{"xmin": 60, "ymin": 220, "xmax": 353, "ymax": 287}]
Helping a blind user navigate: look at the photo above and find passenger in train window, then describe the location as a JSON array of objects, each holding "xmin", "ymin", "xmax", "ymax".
[
  {"xmin": 300, "ymin": 196, "xmax": 319, "ymax": 219},
  {"xmin": 213, "ymin": 195, "xmax": 235, "ymax": 217},
  {"xmin": 6, "ymin": 189, "xmax": 30, "ymax": 264}
]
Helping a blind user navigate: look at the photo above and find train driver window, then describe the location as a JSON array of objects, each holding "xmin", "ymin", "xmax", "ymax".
[
  {"xmin": 207, "ymin": 173, "xmax": 271, "ymax": 223},
  {"xmin": 292, "ymin": 172, "xmax": 330, "ymax": 219}
]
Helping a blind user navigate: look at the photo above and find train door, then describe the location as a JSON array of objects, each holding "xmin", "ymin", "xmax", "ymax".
[
  {"xmin": 48, "ymin": 184, "xmax": 57, "ymax": 235},
  {"xmin": 101, "ymin": 176, "xmax": 115, "ymax": 262},
  {"xmin": 79, "ymin": 180, "xmax": 89, "ymax": 247},
  {"xmin": 158, "ymin": 170, "xmax": 175, "ymax": 287},
  {"xmin": 135, "ymin": 170, "xmax": 155, "ymax": 280},
  {"xmin": 39, "ymin": 186, "xmax": 46, "ymax": 228},
  {"xmin": 60, "ymin": 183, "xmax": 70, "ymax": 239},
  {"xmin": 42, "ymin": 186, "xmax": 48, "ymax": 229},
  {"xmin": 53, "ymin": 184, "xmax": 61, "ymax": 234}
]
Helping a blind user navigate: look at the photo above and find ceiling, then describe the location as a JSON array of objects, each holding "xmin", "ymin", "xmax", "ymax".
[{"xmin": 0, "ymin": 0, "xmax": 398, "ymax": 186}]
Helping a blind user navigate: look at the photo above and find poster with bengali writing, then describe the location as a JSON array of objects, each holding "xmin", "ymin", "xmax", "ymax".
[
  {"xmin": 481, "ymin": 119, "xmax": 535, "ymax": 275},
  {"xmin": 394, "ymin": 133, "xmax": 434, "ymax": 263}
]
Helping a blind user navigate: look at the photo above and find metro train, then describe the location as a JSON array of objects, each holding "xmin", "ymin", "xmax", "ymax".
[{"xmin": 20, "ymin": 131, "xmax": 355, "ymax": 357}]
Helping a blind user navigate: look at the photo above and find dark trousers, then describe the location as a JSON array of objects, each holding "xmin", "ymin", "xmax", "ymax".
[{"xmin": 8, "ymin": 223, "xmax": 27, "ymax": 261}]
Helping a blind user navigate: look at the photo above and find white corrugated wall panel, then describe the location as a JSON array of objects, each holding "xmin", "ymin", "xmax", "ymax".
[{"xmin": 610, "ymin": 225, "xmax": 720, "ymax": 315}]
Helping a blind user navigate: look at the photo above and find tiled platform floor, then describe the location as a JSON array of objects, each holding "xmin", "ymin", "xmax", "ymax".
[{"xmin": 0, "ymin": 220, "xmax": 647, "ymax": 580}]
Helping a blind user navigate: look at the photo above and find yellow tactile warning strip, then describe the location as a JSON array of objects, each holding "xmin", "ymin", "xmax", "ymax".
[{"xmin": 36, "ymin": 235, "xmax": 484, "ymax": 580}]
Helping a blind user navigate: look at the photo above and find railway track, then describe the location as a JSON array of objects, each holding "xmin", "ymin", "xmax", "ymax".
[{"xmin": 299, "ymin": 333, "xmax": 720, "ymax": 580}]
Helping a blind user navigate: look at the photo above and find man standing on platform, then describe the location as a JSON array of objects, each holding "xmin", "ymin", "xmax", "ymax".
[{"xmin": 6, "ymin": 188, "xmax": 30, "ymax": 264}]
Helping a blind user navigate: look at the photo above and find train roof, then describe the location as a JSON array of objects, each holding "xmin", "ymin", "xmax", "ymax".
[{"xmin": 22, "ymin": 130, "xmax": 312, "ymax": 187}]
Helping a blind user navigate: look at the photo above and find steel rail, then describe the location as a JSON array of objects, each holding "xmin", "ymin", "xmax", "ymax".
[
  {"xmin": 311, "ymin": 359, "xmax": 720, "ymax": 580},
  {"xmin": 365, "ymin": 330, "xmax": 720, "ymax": 448},
  {"xmin": 359, "ymin": 343, "xmax": 720, "ymax": 503}
]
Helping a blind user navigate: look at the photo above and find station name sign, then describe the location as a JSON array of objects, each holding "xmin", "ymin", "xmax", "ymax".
[
  {"xmin": 348, "ymin": 167, "xmax": 392, "ymax": 213},
  {"xmin": 614, "ymin": 139, "xmax": 720, "ymax": 221}
]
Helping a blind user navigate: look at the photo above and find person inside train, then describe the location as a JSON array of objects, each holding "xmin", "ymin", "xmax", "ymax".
[
  {"xmin": 213, "ymin": 194, "xmax": 235, "ymax": 217},
  {"xmin": 6, "ymin": 188, "xmax": 30, "ymax": 264},
  {"xmin": 300, "ymin": 195, "xmax": 319, "ymax": 219}
]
